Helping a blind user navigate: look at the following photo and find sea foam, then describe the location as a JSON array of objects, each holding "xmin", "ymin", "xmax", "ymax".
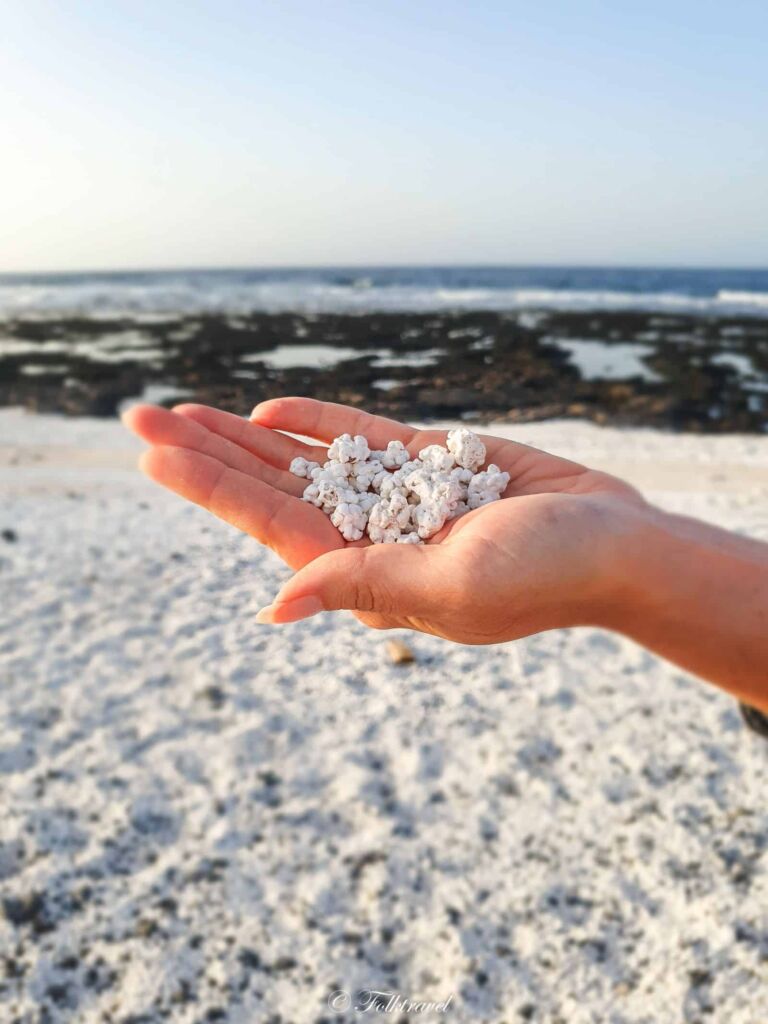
[{"xmin": 1, "ymin": 268, "xmax": 768, "ymax": 318}]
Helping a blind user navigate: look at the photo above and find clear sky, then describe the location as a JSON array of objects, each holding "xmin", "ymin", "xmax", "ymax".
[{"xmin": 2, "ymin": 0, "xmax": 767, "ymax": 272}]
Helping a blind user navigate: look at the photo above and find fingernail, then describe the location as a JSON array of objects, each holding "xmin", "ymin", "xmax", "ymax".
[{"xmin": 256, "ymin": 595, "xmax": 325, "ymax": 624}]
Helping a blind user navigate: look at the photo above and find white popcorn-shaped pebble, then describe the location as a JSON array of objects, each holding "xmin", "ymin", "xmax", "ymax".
[
  {"xmin": 368, "ymin": 492, "xmax": 411, "ymax": 533},
  {"xmin": 328, "ymin": 433, "xmax": 370, "ymax": 464},
  {"xmin": 322, "ymin": 460, "xmax": 352, "ymax": 482},
  {"xmin": 368, "ymin": 523, "xmax": 403, "ymax": 544},
  {"xmin": 412, "ymin": 500, "xmax": 450, "ymax": 539},
  {"xmin": 447, "ymin": 427, "xmax": 486, "ymax": 471},
  {"xmin": 397, "ymin": 532, "xmax": 422, "ymax": 544},
  {"xmin": 433, "ymin": 476, "xmax": 466, "ymax": 515},
  {"xmin": 304, "ymin": 475, "xmax": 356, "ymax": 511},
  {"xmin": 450, "ymin": 466, "xmax": 474, "ymax": 485},
  {"xmin": 317, "ymin": 480, "xmax": 343, "ymax": 508},
  {"xmin": 418, "ymin": 444, "xmax": 456, "ymax": 473},
  {"xmin": 388, "ymin": 492, "xmax": 412, "ymax": 530},
  {"xmin": 331, "ymin": 502, "xmax": 367, "ymax": 541},
  {"xmin": 390, "ymin": 460, "xmax": 421, "ymax": 486},
  {"xmin": 467, "ymin": 464, "xmax": 510, "ymax": 509},
  {"xmin": 370, "ymin": 469, "xmax": 389, "ymax": 492},
  {"xmin": 402, "ymin": 467, "xmax": 432, "ymax": 502},
  {"xmin": 289, "ymin": 457, "xmax": 320, "ymax": 478},
  {"xmin": 381, "ymin": 440, "xmax": 410, "ymax": 469},
  {"xmin": 350, "ymin": 458, "xmax": 385, "ymax": 491},
  {"xmin": 376, "ymin": 475, "xmax": 401, "ymax": 500},
  {"xmin": 449, "ymin": 500, "xmax": 470, "ymax": 519}
]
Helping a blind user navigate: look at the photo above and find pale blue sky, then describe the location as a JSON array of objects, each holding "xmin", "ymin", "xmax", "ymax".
[{"xmin": 2, "ymin": 0, "xmax": 767, "ymax": 271}]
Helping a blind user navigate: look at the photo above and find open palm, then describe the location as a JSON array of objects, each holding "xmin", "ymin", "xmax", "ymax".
[{"xmin": 124, "ymin": 398, "xmax": 644, "ymax": 643}]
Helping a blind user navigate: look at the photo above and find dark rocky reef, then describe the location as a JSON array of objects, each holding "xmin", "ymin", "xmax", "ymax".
[{"xmin": 0, "ymin": 309, "xmax": 766, "ymax": 431}]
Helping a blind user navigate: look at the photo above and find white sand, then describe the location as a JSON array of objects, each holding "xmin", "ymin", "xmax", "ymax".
[{"xmin": 1, "ymin": 408, "xmax": 767, "ymax": 1024}]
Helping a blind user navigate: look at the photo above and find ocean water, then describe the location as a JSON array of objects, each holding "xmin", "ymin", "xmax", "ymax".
[{"xmin": 1, "ymin": 266, "xmax": 767, "ymax": 318}]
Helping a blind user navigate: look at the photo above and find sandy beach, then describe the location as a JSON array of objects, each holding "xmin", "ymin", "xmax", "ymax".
[{"xmin": 2, "ymin": 408, "xmax": 768, "ymax": 1023}]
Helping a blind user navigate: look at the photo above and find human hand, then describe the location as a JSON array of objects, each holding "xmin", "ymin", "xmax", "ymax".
[{"xmin": 123, "ymin": 398, "xmax": 649, "ymax": 644}]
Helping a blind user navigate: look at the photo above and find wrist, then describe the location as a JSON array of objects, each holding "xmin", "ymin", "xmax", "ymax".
[
  {"xmin": 599, "ymin": 501, "xmax": 768, "ymax": 705},
  {"xmin": 587, "ymin": 499, "xmax": 675, "ymax": 635},
  {"xmin": 607, "ymin": 503, "xmax": 768, "ymax": 631}
]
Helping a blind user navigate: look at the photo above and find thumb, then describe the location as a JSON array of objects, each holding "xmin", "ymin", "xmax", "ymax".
[{"xmin": 256, "ymin": 543, "xmax": 450, "ymax": 624}]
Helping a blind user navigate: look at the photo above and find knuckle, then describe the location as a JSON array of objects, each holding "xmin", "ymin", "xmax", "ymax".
[
  {"xmin": 205, "ymin": 464, "xmax": 230, "ymax": 513},
  {"xmin": 343, "ymin": 549, "xmax": 389, "ymax": 615},
  {"xmin": 349, "ymin": 576, "xmax": 379, "ymax": 614},
  {"xmin": 259, "ymin": 501, "xmax": 282, "ymax": 548}
]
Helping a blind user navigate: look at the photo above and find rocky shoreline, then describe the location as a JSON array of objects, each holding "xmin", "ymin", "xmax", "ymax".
[{"xmin": 1, "ymin": 309, "xmax": 766, "ymax": 431}]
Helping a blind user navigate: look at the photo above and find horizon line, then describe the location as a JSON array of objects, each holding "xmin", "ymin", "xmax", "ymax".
[{"xmin": 1, "ymin": 260, "xmax": 768, "ymax": 278}]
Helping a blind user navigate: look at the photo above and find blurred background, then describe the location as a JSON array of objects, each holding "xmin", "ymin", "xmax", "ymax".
[
  {"xmin": 2, "ymin": 3, "xmax": 768, "ymax": 1023},
  {"xmin": 1, "ymin": 0, "xmax": 767, "ymax": 427}
]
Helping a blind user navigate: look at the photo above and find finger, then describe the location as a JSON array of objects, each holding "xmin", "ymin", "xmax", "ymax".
[
  {"xmin": 479, "ymin": 438, "xmax": 589, "ymax": 494},
  {"xmin": 252, "ymin": 397, "xmax": 586, "ymax": 498},
  {"xmin": 123, "ymin": 405, "xmax": 306, "ymax": 496},
  {"xmin": 173, "ymin": 403, "xmax": 327, "ymax": 469},
  {"xmin": 251, "ymin": 397, "xmax": 416, "ymax": 450},
  {"xmin": 140, "ymin": 446, "xmax": 343, "ymax": 568},
  {"xmin": 255, "ymin": 542, "xmax": 452, "ymax": 623},
  {"xmin": 249, "ymin": 399, "xmax": 544, "ymax": 494}
]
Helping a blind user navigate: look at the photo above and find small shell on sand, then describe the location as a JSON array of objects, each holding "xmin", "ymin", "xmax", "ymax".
[{"xmin": 386, "ymin": 639, "xmax": 416, "ymax": 664}]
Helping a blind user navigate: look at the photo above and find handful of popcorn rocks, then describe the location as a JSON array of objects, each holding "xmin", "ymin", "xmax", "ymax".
[{"xmin": 289, "ymin": 427, "xmax": 510, "ymax": 544}]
